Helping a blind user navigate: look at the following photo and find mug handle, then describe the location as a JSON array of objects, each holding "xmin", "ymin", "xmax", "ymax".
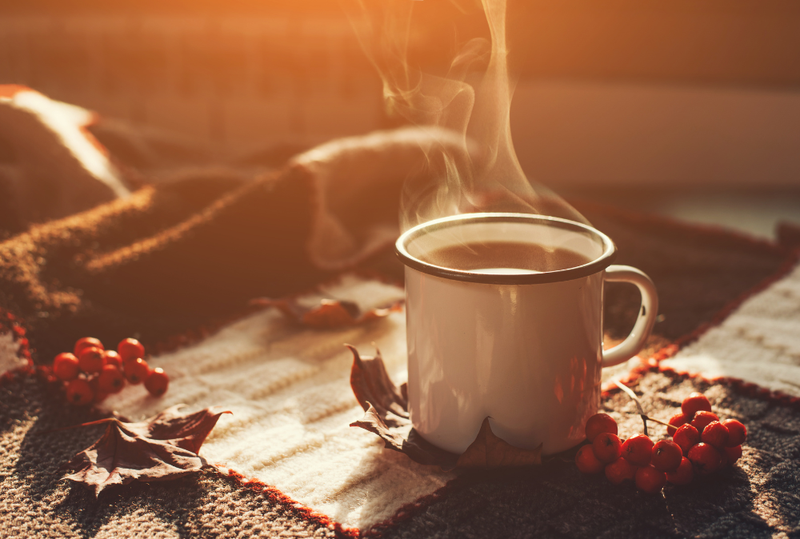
[{"xmin": 602, "ymin": 265, "xmax": 659, "ymax": 368}]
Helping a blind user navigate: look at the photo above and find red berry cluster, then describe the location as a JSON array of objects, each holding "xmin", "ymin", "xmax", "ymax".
[
  {"xmin": 51, "ymin": 337, "xmax": 169, "ymax": 405},
  {"xmin": 666, "ymin": 392, "xmax": 747, "ymax": 475},
  {"xmin": 575, "ymin": 392, "xmax": 747, "ymax": 493}
]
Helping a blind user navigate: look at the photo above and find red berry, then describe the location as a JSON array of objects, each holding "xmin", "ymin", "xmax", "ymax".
[
  {"xmin": 605, "ymin": 456, "xmax": 637, "ymax": 484},
  {"xmin": 723, "ymin": 445, "xmax": 743, "ymax": 466},
  {"xmin": 144, "ymin": 368, "xmax": 169, "ymax": 397},
  {"xmin": 592, "ymin": 432, "xmax": 622, "ymax": 463},
  {"xmin": 118, "ymin": 338, "xmax": 145, "ymax": 363},
  {"xmin": 722, "ymin": 419, "xmax": 747, "ymax": 447},
  {"xmin": 97, "ymin": 365, "xmax": 125, "ymax": 394},
  {"xmin": 575, "ymin": 444, "xmax": 604, "ymax": 474},
  {"xmin": 652, "ymin": 439, "xmax": 683, "ymax": 473},
  {"xmin": 622, "ymin": 434, "xmax": 654, "ymax": 466},
  {"xmin": 65, "ymin": 378, "xmax": 94, "ymax": 406},
  {"xmin": 673, "ymin": 424, "xmax": 700, "ymax": 455},
  {"xmin": 635, "ymin": 465, "xmax": 666, "ymax": 493},
  {"xmin": 94, "ymin": 391, "xmax": 110, "ymax": 403},
  {"xmin": 691, "ymin": 411, "xmax": 719, "ymax": 433},
  {"xmin": 681, "ymin": 392, "xmax": 712, "ymax": 420},
  {"xmin": 103, "ymin": 350, "xmax": 122, "ymax": 369},
  {"xmin": 585, "ymin": 413, "xmax": 617, "ymax": 442},
  {"xmin": 701, "ymin": 421, "xmax": 729, "ymax": 449},
  {"xmin": 125, "ymin": 358, "xmax": 150, "ymax": 384},
  {"xmin": 666, "ymin": 457, "xmax": 694, "ymax": 485},
  {"xmin": 688, "ymin": 443, "xmax": 723, "ymax": 474},
  {"xmin": 667, "ymin": 412, "xmax": 688, "ymax": 436},
  {"xmin": 78, "ymin": 346, "xmax": 105, "ymax": 374},
  {"xmin": 53, "ymin": 353, "xmax": 80, "ymax": 381},
  {"xmin": 74, "ymin": 337, "xmax": 104, "ymax": 357}
]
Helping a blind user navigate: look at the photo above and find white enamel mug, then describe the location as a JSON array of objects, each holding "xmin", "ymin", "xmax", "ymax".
[{"xmin": 396, "ymin": 213, "xmax": 658, "ymax": 455}]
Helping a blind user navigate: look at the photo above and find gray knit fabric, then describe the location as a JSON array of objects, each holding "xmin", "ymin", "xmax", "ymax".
[
  {"xmin": 376, "ymin": 372, "xmax": 800, "ymax": 539},
  {"xmin": 2, "ymin": 367, "xmax": 798, "ymax": 538},
  {"xmin": 0, "ymin": 375, "xmax": 340, "ymax": 539}
]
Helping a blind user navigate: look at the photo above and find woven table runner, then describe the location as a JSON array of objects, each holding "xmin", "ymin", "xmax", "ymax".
[
  {"xmin": 2, "ymin": 210, "xmax": 798, "ymax": 538},
  {"xmin": 1, "ymin": 88, "xmax": 799, "ymax": 537}
]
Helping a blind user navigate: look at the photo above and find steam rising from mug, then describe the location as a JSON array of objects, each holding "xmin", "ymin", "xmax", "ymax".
[{"xmin": 343, "ymin": 0, "xmax": 588, "ymax": 232}]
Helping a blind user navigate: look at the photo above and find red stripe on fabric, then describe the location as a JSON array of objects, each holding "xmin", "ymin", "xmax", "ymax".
[
  {"xmin": 601, "ymin": 248, "xmax": 800, "ymax": 398},
  {"xmin": 360, "ymin": 479, "xmax": 460, "ymax": 538},
  {"xmin": 656, "ymin": 364, "xmax": 800, "ymax": 408},
  {"xmin": 222, "ymin": 468, "xmax": 360, "ymax": 538}
]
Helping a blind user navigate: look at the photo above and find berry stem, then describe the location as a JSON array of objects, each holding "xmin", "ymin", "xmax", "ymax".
[
  {"xmin": 614, "ymin": 381, "xmax": 648, "ymax": 436},
  {"xmin": 41, "ymin": 417, "xmax": 118, "ymax": 434},
  {"xmin": 642, "ymin": 415, "xmax": 672, "ymax": 428}
]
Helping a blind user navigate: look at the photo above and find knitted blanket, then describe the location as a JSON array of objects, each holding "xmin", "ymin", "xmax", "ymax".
[{"xmin": 1, "ymin": 88, "xmax": 800, "ymax": 538}]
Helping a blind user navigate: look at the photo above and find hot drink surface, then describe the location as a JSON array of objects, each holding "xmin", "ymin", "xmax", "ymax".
[{"xmin": 422, "ymin": 241, "xmax": 591, "ymax": 274}]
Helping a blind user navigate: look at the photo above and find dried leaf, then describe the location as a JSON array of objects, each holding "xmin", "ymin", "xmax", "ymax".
[
  {"xmin": 456, "ymin": 418, "xmax": 542, "ymax": 468},
  {"xmin": 60, "ymin": 405, "xmax": 231, "ymax": 496},
  {"xmin": 347, "ymin": 346, "xmax": 542, "ymax": 470},
  {"xmin": 348, "ymin": 345, "xmax": 408, "ymax": 426},
  {"xmin": 351, "ymin": 403, "xmax": 457, "ymax": 468},
  {"xmin": 252, "ymin": 297, "xmax": 401, "ymax": 329}
]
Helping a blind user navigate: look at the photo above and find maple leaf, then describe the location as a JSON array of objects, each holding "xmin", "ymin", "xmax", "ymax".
[
  {"xmin": 455, "ymin": 418, "xmax": 542, "ymax": 468},
  {"xmin": 60, "ymin": 405, "xmax": 231, "ymax": 496},
  {"xmin": 347, "ymin": 346, "xmax": 542, "ymax": 470},
  {"xmin": 347, "ymin": 344, "xmax": 408, "ymax": 426},
  {"xmin": 252, "ymin": 297, "xmax": 401, "ymax": 329},
  {"xmin": 351, "ymin": 404, "xmax": 458, "ymax": 468}
]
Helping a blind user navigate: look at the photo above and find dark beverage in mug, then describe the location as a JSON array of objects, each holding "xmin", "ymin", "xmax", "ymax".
[{"xmin": 422, "ymin": 241, "xmax": 592, "ymax": 275}]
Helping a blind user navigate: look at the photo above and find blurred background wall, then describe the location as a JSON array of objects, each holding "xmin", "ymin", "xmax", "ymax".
[{"xmin": 1, "ymin": 0, "xmax": 799, "ymax": 194}]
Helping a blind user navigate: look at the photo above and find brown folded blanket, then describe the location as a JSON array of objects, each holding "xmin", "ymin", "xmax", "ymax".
[
  {"xmin": 0, "ymin": 97, "xmax": 475, "ymax": 363},
  {"xmin": 0, "ymin": 114, "xmax": 792, "ymax": 366}
]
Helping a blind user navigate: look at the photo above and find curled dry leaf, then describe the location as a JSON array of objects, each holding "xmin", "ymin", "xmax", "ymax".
[
  {"xmin": 60, "ymin": 405, "xmax": 231, "ymax": 496},
  {"xmin": 347, "ymin": 346, "xmax": 542, "ymax": 471},
  {"xmin": 455, "ymin": 418, "xmax": 542, "ymax": 468},
  {"xmin": 252, "ymin": 297, "xmax": 401, "ymax": 329},
  {"xmin": 347, "ymin": 344, "xmax": 408, "ymax": 427},
  {"xmin": 351, "ymin": 404, "xmax": 456, "ymax": 468}
]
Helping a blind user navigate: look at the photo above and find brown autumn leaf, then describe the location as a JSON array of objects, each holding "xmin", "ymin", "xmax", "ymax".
[
  {"xmin": 251, "ymin": 297, "xmax": 401, "ymax": 329},
  {"xmin": 456, "ymin": 418, "xmax": 542, "ymax": 468},
  {"xmin": 347, "ymin": 344, "xmax": 408, "ymax": 426},
  {"xmin": 347, "ymin": 346, "xmax": 542, "ymax": 470},
  {"xmin": 351, "ymin": 404, "xmax": 458, "ymax": 468},
  {"xmin": 60, "ymin": 405, "xmax": 231, "ymax": 496}
]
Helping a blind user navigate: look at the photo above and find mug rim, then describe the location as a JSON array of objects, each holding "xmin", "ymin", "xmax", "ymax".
[{"xmin": 395, "ymin": 212, "xmax": 618, "ymax": 285}]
